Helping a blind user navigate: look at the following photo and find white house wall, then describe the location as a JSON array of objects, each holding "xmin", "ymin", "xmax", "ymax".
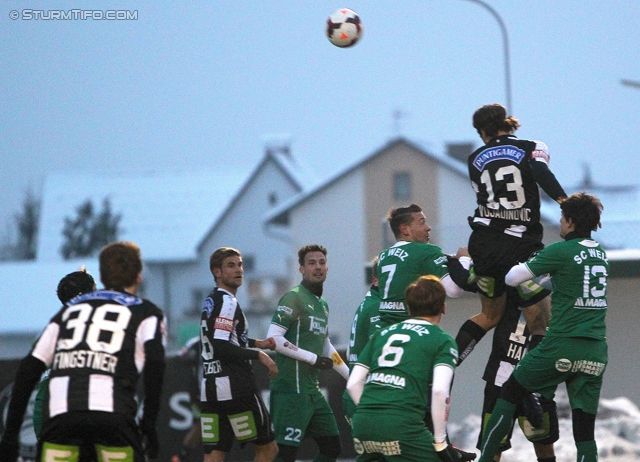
[
  {"xmin": 189, "ymin": 159, "xmax": 304, "ymax": 335},
  {"xmin": 288, "ymin": 169, "xmax": 366, "ymax": 348},
  {"xmin": 110, "ymin": 158, "xmax": 306, "ymax": 346}
]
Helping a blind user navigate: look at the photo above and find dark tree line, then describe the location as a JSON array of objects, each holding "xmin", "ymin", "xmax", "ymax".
[
  {"xmin": 12, "ymin": 190, "xmax": 40, "ymax": 260},
  {"xmin": 61, "ymin": 198, "xmax": 122, "ymax": 259},
  {"xmin": 1, "ymin": 191, "xmax": 122, "ymax": 261}
]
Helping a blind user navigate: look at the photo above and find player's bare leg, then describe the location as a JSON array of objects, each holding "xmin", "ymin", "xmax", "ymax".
[
  {"xmin": 522, "ymin": 296, "xmax": 551, "ymax": 338},
  {"xmin": 254, "ymin": 440, "xmax": 278, "ymax": 462},
  {"xmin": 472, "ymin": 293, "xmax": 507, "ymax": 331},
  {"xmin": 533, "ymin": 442, "xmax": 555, "ymax": 461},
  {"xmin": 205, "ymin": 450, "xmax": 227, "ymax": 462},
  {"xmin": 456, "ymin": 293, "xmax": 506, "ymax": 364},
  {"xmin": 184, "ymin": 419, "xmax": 201, "ymax": 448}
]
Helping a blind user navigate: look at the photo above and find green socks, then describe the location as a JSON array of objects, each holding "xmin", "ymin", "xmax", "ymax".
[
  {"xmin": 576, "ymin": 440, "xmax": 598, "ymax": 462},
  {"xmin": 478, "ymin": 398, "xmax": 516, "ymax": 462}
]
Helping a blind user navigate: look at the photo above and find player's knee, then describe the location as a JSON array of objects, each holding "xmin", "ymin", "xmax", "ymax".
[
  {"xmin": 572, "ymin": 409, "xmax": 596, "ymax": 442},
  {"xmin": 314, "ymin": 434, "xmax": 342, "ymax": 460},
  {"xmin": 276, "ymin": 443, "xmax": 298, "ymax": 462}
]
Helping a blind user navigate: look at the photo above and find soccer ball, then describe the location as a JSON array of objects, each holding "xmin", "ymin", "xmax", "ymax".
[{"xmin": 326, "ymin": 8, "xmax": 362, "ymax": 48}]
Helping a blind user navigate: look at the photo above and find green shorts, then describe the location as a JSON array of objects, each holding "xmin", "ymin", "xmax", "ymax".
[
  {"xmin": 352, "ymin": 411, "xmax": 439, "ymax": 462},
  {"xmin": 513, "ymin": 335, "xmax": 608, "ymax": 415},
  {"xmin": 269, "ymin": 389, "xmax": 339, "ymax": 447}
]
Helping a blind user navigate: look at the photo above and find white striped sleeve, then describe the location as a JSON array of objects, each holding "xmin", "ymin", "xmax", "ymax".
[
  {"xmin": 31, "ymin": 323, "xmax": 60, "ymax": 367},
  {"xmin": 135, "ymin": 315, "xmax": 159, "ymax": 372}
]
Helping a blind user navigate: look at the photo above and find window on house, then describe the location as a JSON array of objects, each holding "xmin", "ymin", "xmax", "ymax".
[
  {"xmin": 382, "ymin": 219, "xmax": 395, "ymax": 249},
  {"xmin": 393, "ymin": 172, "xmax": 411, "ymax": 200},
  {"xmin": 268, "ymin": 192, "xmax": 278, "ymax": 206},
  {"xmin": 243, "ymin": 254, "xmax": 255, "ymax": 273},
  {"xmin": 364, "ymin": 264, "xmax": 374, "ymax": 285}
]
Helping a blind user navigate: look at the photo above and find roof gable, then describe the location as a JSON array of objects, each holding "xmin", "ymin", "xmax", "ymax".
[
  {"xmin": 265, "ymin": 137, "xmax": 467, "ymax": 224},
  {"xmin": 196, "ymin": 151, "xmax": 313, "ymax": 249}
]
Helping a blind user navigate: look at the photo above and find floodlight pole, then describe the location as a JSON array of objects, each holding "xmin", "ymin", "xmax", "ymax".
[{"xmin": 461, "ymin": 0, "xmax": 513, "ymax": 113}]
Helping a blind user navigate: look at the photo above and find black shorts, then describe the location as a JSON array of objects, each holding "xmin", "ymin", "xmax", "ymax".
[
  {"xmin": 468, "ymin": 227, "xmax": 544, "ymax": 298},
  {"xmin": 476, "ymin": 384, "xmax": 559, "ymax": 451},
  {"xmin": 38, "ymin": 411, "xmax": 143, "ymax": 462},
  {"xmin": 200, "ymin": 392, "xmax": 275, "ymax": 454}
]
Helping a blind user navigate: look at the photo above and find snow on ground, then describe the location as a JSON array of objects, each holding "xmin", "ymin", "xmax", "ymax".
[{"xmin": 448, "ymin": 390, "xmax": 640, "ymax": 461}]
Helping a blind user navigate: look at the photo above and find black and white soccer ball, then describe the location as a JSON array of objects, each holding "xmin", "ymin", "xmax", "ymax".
[{"xmin": 326, "ymin": 8, "xmax": 362, "ymax": 48}]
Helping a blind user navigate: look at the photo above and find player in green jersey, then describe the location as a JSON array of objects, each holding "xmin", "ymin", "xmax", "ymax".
[
  {"xmin": 479, "ymin": 193, "xmax": 607, "ymax": 462},
  {"xmin": 347, "ymin": 275, "xmax": 461, "ymax": 462},
  {"xmin": 342, "ymin": 257, "xmax": 381, "ymax": 426},
  {"xmin": 377, "ymin": 204, "xmax": 465, "ymax": 327},
  {"xmin": 266, "ymin": 245, "xmax": 349, "ymax": 462}
]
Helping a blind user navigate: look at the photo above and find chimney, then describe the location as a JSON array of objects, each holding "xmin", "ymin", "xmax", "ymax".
[{"xmin": 262, "ymin": 134, "xmax": 293, "ymax": 159}]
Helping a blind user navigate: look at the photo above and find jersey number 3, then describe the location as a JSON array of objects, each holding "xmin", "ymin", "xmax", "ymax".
[
  {"xmin": 480, "ymin": 166, "xmax": 525, "ymax": 210},
  {"xmin": 57, "ymin": 303, "xmax": 132, "ymax": 354}
]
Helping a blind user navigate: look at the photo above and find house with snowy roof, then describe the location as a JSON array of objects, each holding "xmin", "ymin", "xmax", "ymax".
[{"xmin": 0, "ymin": 145, "xmax": 313, "ymax": 356}]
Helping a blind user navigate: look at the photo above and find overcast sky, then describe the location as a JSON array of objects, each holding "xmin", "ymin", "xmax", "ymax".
[{"xmin": 2, "ymin": 1, "xmax": 639, "ymax": 238}]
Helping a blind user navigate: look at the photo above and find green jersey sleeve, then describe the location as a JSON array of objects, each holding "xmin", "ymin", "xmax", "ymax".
[
  {"xmin": 434, "ymin": 333, "xmax": 459, "ymax": 369},
  {"xmin": 271, "ymin": 290, "xmax": 302, "ymax": 329},
  {"xmin": 354, "ymin": 329, "xmax": 378, "ymax": 369},
  {"xmin": 525, "ymin": 241, "xmax": 566, "ymax": 277}
]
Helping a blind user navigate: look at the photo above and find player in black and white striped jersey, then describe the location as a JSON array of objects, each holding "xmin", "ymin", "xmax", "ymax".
[
  {"xmin": 199, "ymin": 247, "xmax": 278, "ymax": 462},
  {"xmin": 0, "ymin": 241, "xmax": 166, "ymax": 462}
]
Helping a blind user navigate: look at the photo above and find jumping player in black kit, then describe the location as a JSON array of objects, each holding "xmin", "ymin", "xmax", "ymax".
[
  {"xmin": 0, "ymin": 241, "xmax": 166, "ymax": 462},
  {"xmin": 199, "ymin": 247, "xmax": 279, "ymax": 462},
  {"xmin": 455, "ymin": 104, "xmax": 566, "ymax": 366}
]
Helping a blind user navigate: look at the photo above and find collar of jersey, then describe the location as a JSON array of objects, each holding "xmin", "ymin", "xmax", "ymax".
[
  {"xmin": 405, "ymin": 318, "xmax": 434, "ymax": 326},
  {"xmin": 215, "ymin": 287, "xmax": 236, "ymax": 297}
]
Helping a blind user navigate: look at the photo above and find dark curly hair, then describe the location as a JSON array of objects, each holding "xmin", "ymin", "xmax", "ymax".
[
  {"xmin": 298, "ymin": 245, "xmax": 327, "ymax": 267},
  {"xmin": 560, "ymin": 193, "xmax": 603, "ymax": 236},
  {"xmin": 57, "ymin": 269, "xmax": 96, "ymax": 304},
  {"xmin": 473, "ymin": 103, "xmax": 520, "ymax": 138}
]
